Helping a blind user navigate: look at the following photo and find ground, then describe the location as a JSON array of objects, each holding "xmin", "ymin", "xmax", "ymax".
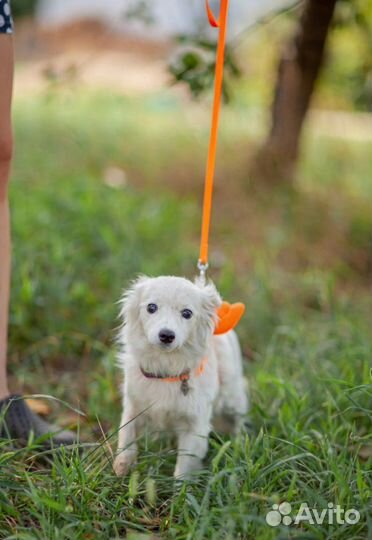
[{"xmin": 1, "ymin": 18, "xmax": 372, "ymax": 540}]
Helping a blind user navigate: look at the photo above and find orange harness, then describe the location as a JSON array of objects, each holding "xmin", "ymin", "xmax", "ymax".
[{"xmin": 214, "ymin": 301, "xmax": 245, "ymax": 335}]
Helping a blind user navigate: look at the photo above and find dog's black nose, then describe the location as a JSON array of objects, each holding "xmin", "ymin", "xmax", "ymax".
[{"xmin": 159, "ymin": 329, "xmax": 175, "ymax": 344}]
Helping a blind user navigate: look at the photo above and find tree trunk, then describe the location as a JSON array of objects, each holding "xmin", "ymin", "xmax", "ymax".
[{"xmin": 253, "ymin": 0, "xmax": 338, "ymax": 184}]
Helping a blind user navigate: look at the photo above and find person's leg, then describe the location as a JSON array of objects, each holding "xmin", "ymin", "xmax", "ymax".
[
  {"xmin": 0, "ymin": 29, "xmax": 77, "ymax": 448},
  {"xmin": 0, "ymin": 34, "xmax": 13, "ymax": 400}
]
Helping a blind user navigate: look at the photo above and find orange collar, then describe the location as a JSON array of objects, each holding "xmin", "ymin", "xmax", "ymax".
[{"xmin": 140, "ymin": 357, "xmax": 207, "ymax": 395}]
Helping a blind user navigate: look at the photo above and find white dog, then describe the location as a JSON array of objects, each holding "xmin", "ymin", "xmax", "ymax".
[{"xmin": 113, "ymin": 276, "xmax": 248, "ymax": 479}]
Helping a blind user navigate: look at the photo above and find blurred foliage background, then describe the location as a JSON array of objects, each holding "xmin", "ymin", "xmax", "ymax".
[
  {"xmin": 11, "ymin": 0, "xmax": 37, "ymax": 18},
  {"xmin": 322, "ymin": 0, "xmax": 372, "ymax": 110},
  {"xmin": 167, "ymin": 0, "xmax": 372, "ymax": 112}
]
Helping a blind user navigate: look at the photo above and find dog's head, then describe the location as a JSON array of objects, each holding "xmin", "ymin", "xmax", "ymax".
[{"xmin": 120, "ymin": 276, "xmax": 221, "ymax": 356}]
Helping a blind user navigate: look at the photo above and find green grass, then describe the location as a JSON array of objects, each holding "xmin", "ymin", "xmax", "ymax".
[{"xmin": 1, "ymin": 89, "xmax": 372, "ymax": 539}]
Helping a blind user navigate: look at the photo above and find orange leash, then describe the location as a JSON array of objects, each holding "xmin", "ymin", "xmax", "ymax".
[
  {"xmin": 199, "ymin": 1, "xmax": 246, "ymax": 336},
  {"xmin": 198, "ymin": 0, "xmax": 230, "ymax": 273}
]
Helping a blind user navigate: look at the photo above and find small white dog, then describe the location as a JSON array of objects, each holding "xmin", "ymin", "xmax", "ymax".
[{"xmin": 113, "ymin": 276, "xmax": 248, "ymax": 479}]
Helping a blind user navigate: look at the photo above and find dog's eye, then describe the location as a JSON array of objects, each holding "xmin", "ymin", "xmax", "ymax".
[
  {"xmin": 147, "ymin": 303, "xmax": 158, "ymax": 314},
  {"xmin": 181, "ymin": 309, "xmax": 193, "ymax": 320}
]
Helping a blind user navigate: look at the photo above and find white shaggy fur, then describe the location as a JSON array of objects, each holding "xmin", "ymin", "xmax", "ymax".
[{"xmin": 113, "ymin": 276, "xmax": 249, "ymax": 479}]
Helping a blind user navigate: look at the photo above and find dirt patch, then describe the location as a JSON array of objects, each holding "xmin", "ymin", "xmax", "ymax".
[{"xmin": 14, "ymin": 18, "xmax": 173, "ymax": 97}]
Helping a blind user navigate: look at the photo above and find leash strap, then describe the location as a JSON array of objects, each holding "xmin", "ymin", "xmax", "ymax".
[{"xmin": 198, "ymin": 0, "xmax": 230, "ymax": 274}]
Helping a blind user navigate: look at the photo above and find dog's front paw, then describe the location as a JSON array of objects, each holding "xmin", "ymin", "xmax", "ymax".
[
  {"xmin": 113, "ymin": 453, "xmax": 135, "ymax": 477},
  {"xmin": 174, "ymin": 458, "xmax": 203, "ymax": 480}
]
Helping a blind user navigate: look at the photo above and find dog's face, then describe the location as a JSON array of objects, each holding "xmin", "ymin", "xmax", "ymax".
[{"xmin": 121, "ymin": 276, "xmax": 221, "ymax": 354}]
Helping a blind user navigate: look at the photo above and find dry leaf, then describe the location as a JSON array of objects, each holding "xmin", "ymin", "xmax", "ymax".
[
  {"xmin": 25, "ymin": 398, "xmax": 51, "ymax": 417},
  {"xmin": 358, "ymin": 445, "xmax": 372, "ymax": 460}
]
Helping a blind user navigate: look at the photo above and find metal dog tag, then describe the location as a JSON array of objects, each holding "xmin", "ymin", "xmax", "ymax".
[{"xmin": 181, "ymin": 380, "xmax": 190, "ymax": 395}]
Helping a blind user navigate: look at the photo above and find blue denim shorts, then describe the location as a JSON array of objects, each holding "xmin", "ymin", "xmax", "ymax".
[{"xmin": 0, "ymin": 0, "xmax": 13, "ymax": 34}]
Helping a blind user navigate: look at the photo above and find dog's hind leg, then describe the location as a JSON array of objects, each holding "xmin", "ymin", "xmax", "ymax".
[
  {"xmin": 113, "ymin": 404, "xmax": 138, "ymax": 477},
  {"xmin": 214, "ymin": 332, "xmax": 249, "ymax": 434}
]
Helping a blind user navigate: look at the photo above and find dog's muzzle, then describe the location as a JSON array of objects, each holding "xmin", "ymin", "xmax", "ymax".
[{"xmin": 158, "ymin": 329, "xmax": 175, "ymax": 345}]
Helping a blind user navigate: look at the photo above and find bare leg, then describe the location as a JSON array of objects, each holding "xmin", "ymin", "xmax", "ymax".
[
  {"xmin": 0, "ymin": 35, "xmax": 14, "ymax": 400},
  {"xmin": 113, "ymin": 404, "xmax": 138, "ymax": 476},
  {"xmin": 0, "ymin": 35, "xmax": 77, "ymax": 448}
]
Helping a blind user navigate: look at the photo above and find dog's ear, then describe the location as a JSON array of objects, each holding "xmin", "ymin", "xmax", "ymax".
[
  {"xmin": 119, "ymin": 275, "xmax": 148, "ymax": 326},
  {"xmin": 201, "ymin": 281, "xmax": 222, "ymax": 329}
]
